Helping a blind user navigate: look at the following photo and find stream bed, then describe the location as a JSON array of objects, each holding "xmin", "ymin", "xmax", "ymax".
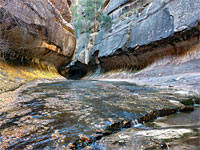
[{"xmin": 0, "ymin": 80, "xmax": 199, "ymax": 149}]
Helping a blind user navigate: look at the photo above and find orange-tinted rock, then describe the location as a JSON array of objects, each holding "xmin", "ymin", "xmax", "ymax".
[
  {"xmin": 0, "ymin": 0, "xmax": 76, "ymax": 69},
  {"xmin": 49, "ymin": 0, "xmax": 72, "ymax": 22}
]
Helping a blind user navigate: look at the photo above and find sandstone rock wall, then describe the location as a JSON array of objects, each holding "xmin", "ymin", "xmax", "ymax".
[
  {"xmin": 0, "ymin": 0, "xmax": 76, "ymax": 69},
  {"xmin": 67, "ymin": 0, "xmax": 199, "ymax": 79},
  {"xmin": 0, "ymin": 0, "xmax": 76, "ymax": 92},
  {"xmin": 94, "ymin": 0, "xmax": 200, "ymax": 58}
]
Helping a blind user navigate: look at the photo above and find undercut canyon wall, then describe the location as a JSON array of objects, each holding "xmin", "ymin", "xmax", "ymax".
[
  {"xmin": 0, "ymin": 0, "xmax": 76, "ymax": 92},
  {"xmin": 66, "ymin": 0, "xmax": 200, "ymax": 82}
]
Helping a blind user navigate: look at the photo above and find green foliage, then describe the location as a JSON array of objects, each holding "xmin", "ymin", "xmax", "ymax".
[
  {"xmin": 98, "ymin": 13, "xmax": 113, "ymax": 28},
  {"xmin": 71, "ymin": 0, "xmax": 112, "ymax": 37},
  {"xmin": 74, "ymin": 16, "xmax": 83, "ymax": 36},
  {"xmin": 83, "ymin": 0, "xmax": 103, "ymax": 21},
  {"xmin": 71, "ymin": 3, "xmax": 83, "ymax": 36}
]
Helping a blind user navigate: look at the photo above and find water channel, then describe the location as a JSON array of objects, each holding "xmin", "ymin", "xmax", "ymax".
[{"xmin": 0, "ymin": 80, "xmax": 199, "ymax": 149}]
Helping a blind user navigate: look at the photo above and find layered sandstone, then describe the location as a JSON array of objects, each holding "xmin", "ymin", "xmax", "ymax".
[
  {"xmin": 0, "ymin": 0, "xmax": 76, "ymax": 92},
  {"xmin": 0, "ymin": 0, "xmax": 76, "ymax": 68},
  {"xmin": 67, "ymin": 0, "xmax": 200, "ymax": 82},
  {"xmin": 94, "ymin": 0, "xmax": 200, "ymax": 71}
]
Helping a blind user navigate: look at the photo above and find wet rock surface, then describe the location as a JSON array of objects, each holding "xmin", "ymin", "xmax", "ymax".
[
  {"xmin": 0, "ymin": 80, "xmax": 199, "ymax": 149},
  {"xmin": 98, "ymin": 107, "xmax": 200, "ymax": 150}
]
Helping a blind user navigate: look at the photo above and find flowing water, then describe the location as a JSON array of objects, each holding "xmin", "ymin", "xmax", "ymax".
[{"xmin": 0, "ymin": 80, "xmax": 199, "ymax": 149}]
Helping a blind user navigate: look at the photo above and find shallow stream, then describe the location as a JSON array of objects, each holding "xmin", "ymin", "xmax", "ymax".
[{"xmin": 0, "ymin": 80, "xmax": 199, "ymax": 149}]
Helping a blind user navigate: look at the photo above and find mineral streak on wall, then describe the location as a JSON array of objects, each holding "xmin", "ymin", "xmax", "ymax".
[
  {"xmin": 93, "ymin": 0, "xmax": 200, "ymax": 72},
  {"xmin": 67, "ymin": 0, "xmax": 199, "ymax": 80},
  {"xmin": 0, "ymin": 0, "xmax": 76, "ymax": 92}
]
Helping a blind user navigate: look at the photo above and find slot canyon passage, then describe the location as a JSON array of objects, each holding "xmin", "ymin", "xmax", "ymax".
[{"xmin": 0, "ymin": 0, "xmax": 199, "ymax": 149}]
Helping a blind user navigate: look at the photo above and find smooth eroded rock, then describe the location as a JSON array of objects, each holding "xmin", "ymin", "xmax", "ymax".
[{"xmin": 0, "ymin": 0, "xmax": 76, "ymax": 68}]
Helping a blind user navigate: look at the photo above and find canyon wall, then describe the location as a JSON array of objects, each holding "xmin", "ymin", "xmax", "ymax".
[
  {"xmin": 0, "ymin": 0, "xmax": 76, "ymax": 92},
  {"xmin": 0, "ymin": 0, "xmax": 76, "ymax": 68},
  {"xmin": 67, "ymin": 0, "xmax": 200, "ymax": 81}
]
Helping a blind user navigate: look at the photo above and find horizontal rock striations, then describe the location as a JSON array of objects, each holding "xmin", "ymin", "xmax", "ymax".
[
  {"xmin": 67, "ymin": 0, "xmax": 200, "ymax": 79},
  {"xmin": 94, "ymin": 0, "xmax": 200, "ymax": 71},
  {"xmin": 0, "ymin": 0, "xmax": 76, "ymax": 92}
]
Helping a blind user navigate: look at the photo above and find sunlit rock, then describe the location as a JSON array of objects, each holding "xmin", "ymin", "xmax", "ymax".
[{"xmin": 0, "ymin": 0, "xmax": 76, "ymax": 68}]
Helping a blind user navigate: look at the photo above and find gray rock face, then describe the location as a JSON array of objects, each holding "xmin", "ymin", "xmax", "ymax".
[
  {"xmin": 129, "ymin": 8, "xmax": 174, "ymax": 48},
  {"xmin": 105, "ymin": 0, "xmax": 131, "ymax": 14},
  {"xmin": 168, "ymin": 0, "xmax": 200, "ymax": 32},
  {"xmin": 94, "ymin": 0, "xmax": 200, "ymax": 58},
  {"xmin": 90, "ymin": 0, "xmax": 200, "ymax": 72},
  {"xmin": 95, "ymin": 27, "xmax": 129, "ymax": 57},
  {"xmin": 67, "ymin": 0, "xmax": 200, "ymax": 79}
]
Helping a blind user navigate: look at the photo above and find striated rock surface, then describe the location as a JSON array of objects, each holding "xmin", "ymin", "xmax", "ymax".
[
  {"xmin": 94, "ymin": 0, "xmax": 200, "ymax": 70},
  {"xmin": 0, "ymin": 0, "xmax": 76, "ymax": 92},
  {"xmin": 67, "ymin": 0, "xmax": 200, "ymax": 82},
  {"xmin": 0, "ymin": 0, "xmax": 76, "ymax": 69}
]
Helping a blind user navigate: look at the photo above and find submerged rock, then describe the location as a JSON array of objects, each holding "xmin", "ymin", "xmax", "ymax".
[
  {"xmin": 1, "ymin": 80, "xmax": 197, "ymax": 149},
  {"xmin": 97, "ymin": 107, "xmax": 200, "ymax": 150}
]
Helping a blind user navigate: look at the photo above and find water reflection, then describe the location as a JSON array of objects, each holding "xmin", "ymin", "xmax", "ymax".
[{"xmin": 0, "ymin": 80, "xmax": 198, "ymax": 149}]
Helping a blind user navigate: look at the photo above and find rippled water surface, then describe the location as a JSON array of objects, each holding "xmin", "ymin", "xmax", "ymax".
[{"xmin": 0, "ymin": 80, "xmax": 199, "ymax": 149}]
